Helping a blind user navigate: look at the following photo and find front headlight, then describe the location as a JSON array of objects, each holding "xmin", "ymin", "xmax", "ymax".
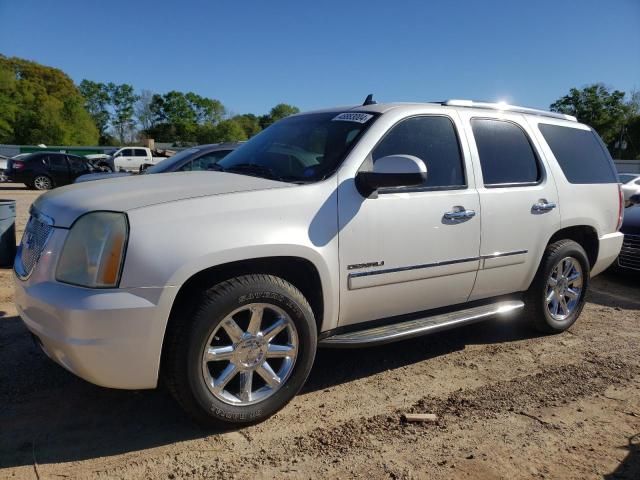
[{"xmin": 56, "ymin": 212, "xmax": 129, "ymax": 288}]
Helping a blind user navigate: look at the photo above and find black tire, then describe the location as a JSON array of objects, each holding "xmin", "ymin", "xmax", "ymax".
[
  {"xmin": 164, "ymin": 274, "xmax": 317, "ymax": 427},
  {"xmin": 524, "ymin": 239, "xmax": 590, "ymax": 333},
  {"xmin": 32, "ymin": 175, "xmax": 53, "ymax": 190}
]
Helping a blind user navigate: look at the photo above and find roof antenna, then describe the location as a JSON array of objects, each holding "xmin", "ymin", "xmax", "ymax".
[{"xmin": 362, "ymin": 94, "xmax": 376, "ymax": 106}]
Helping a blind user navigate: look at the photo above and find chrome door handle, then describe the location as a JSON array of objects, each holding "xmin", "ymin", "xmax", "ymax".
[
  {"xmin": 444, "ymin": 207, "xmax": 476, "ymax": 220},
  {"xmin": 532, "ymin": 200, "xmax": 557, "ymax": 212}
]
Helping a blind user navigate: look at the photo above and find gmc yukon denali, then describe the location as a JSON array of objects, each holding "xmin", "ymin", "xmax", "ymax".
[{"xmin": 14, "ymin": 99, "xmax": 624, "ymax": 426}]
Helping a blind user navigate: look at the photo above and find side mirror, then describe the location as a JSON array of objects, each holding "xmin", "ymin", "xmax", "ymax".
[
  {"xmin": 355, "ymin": 155, "xmax": 427, "ymax": 197},
  {"xmin": 629, "ymin": 193, "xmax": 640, "ymax": 206}
]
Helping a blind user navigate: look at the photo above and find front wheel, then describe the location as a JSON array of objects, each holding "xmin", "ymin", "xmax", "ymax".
[
  {"xmin": 524, "ymin": 239, "xmax": 590, "ymax": 333},
  {"xmin": 165, "ymin": 274, "xmax": 317, "ymax": 427}
]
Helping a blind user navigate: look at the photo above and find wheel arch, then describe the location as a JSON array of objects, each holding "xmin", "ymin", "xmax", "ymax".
[
  {"xmin": 159, "ymin": 256, "xmax": 325, "ymax": 379},
  {"xmin": 547, "ymin": 225, "xmax": 599, "ymax": 268}
]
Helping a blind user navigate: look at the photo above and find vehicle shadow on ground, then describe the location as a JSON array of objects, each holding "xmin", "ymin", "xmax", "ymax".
[
  {"xmin": 587, "ymin": 271, "xmax": 640, "ymax": 310},
  {"xmin": 304, "ymin": 313, "xmax": 537, "ymax": 393},
  {"xmin": 0, "ymin": 311, "xmax": 539, "ymax": 468},
  {"xmin": 604, "ymin": 433, "xmax": 640, "ymax": 480}
]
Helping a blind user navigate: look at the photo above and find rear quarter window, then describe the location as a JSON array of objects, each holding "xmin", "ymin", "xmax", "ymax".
[{"xmin": 538, "ymin": 124, "xmax": 618, "ymax": 184}]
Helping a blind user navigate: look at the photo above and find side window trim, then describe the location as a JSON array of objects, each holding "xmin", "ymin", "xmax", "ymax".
[
  {"xmin": 368, "ymin": 114, "xmax": 468, "ymax": 194},
  {"xmin": 471, "ymin": 116, "xmax": 546, "ymax": 189}
]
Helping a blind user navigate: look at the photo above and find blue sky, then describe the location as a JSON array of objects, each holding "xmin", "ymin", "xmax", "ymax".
[{"xmin": 1, "ymin": 0, "xmax": 638, "ymax": 115}]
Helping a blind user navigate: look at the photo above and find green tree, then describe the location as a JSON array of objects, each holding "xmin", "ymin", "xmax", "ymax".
[
  {"xmin": 108, "ymin": 83, "xmax": 138, "ymax": 143},
  {"xmin": 619, "ymin": 90, "xmax": 640, "ymax": 159},
  {"xmin": 186, "ymin": 92, "xmax": 225, "ymax": 124},
  {"xmin": 78, "ymin": 79, "xmax": 111, "ymax": 143},
  {"xmin": 0, "ymin": 55, "xmax": 98, "ymax": 145},
  {"xmin": 233, "ymin": 113, "xmax": 262, "ymax": 138},
  {"xmin": 136, "ymin": 89, "xmax": 155, "ymax": 131},
  {"xmin": 260, "ymin": 103, "xmax": 300, "ymax": 129},
  {"xmin": 214, "ymin": 119, "xmax": 247, "ymax": 142},
  {"xmin": 550, "ymin": 84, "xmax": 629, "ymax": 146},
  {"xmin": 144, "ymin": 90, "xmax": 228, "ymax": 143},
  {"xmin": 0, "ymin": 63, "xmax": 17, "ymax": 143}
]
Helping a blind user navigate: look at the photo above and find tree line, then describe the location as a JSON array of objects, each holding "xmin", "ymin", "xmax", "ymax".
[
  {"xmin": 0, "ymin": 55, "xmax": 299, "ymax": 147},
  {"xmin": 1, "ymin": 55, "xmax": 639, "ymax": 158},
  {"xmin": 79, "ymin": 81, "xmax": 299, "ymax": 145}
]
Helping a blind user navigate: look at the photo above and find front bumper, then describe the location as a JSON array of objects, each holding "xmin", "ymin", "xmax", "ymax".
[
  {"xmin": 591, "ymin": 231, "xmax": 624, "ymax": 277},
  {"xmin": 15, "ymin": 275, "xmax": 175, "ymax": 390},
  {"xmin": 617, "ymin": 233, "xmax": 640, "ymax": 272}
]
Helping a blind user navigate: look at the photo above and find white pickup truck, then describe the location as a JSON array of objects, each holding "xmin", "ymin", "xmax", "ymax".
[{"xmin": 107, "ymin": 147, "xmax": 168, "ymax": 172}]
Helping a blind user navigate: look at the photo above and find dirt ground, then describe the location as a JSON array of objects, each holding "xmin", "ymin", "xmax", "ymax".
[{"xmin": 0, "ymin": 183, "xmax": 639, "ymax": 479}]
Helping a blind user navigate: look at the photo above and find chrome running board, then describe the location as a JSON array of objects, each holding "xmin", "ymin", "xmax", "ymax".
[{"xmin": 319, "ymin": 300, "xmax": 524, "ymax": 348}]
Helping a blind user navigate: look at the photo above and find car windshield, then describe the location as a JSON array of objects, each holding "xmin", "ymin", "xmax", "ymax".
[
  {"xmin": 619, "ymin": 173, "xmax": 639, "ymax": 184},
  {"xmin": 216, "ymin": 111, "xmax": 378, "ymax": 183},
  {"xmin": 145, "ymin": 148, "xmax": 200, "ymax": 174}
]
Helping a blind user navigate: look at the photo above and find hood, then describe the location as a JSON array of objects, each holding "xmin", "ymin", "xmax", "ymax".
[
  {"xmin": 621, "ymin": 205, "xmax": 640, "ymax": 235},
  {"xmin": 34, "ymin": 171, "xmax": 289, "ymax": 227},
  {"xmin": 75, "ymin": 172, "xmax": 132, "ymax": 183}
]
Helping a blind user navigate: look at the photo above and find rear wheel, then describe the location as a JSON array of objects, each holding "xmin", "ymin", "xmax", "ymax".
[
  {"xmin": 33, "ymin": 175, "xmax": 53, "ymax": 190},
  {"xmin": 165, "ymin": 274, "xmax": 317, "ymax": 427},
  {"xmin": 524, "ymin": 239, "xmax": 590, "ymax": 333}
]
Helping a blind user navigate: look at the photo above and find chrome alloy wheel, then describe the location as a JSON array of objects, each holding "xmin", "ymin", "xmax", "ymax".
[
  {"xmin": 201, "ymin": 303, "xmax": 299, "ymax": 406},
  {"xmin": 33, "ymin": 175, "xmax": 52, "ymax": 190},
  {"xmin": 545, "ymin": 256, "xmax": 583, "ymax": 321}
]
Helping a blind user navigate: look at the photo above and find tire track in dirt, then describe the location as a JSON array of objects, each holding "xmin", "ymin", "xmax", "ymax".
[{"xmin": 95, "ymin": 355, "xmax": 638, "ymax": 479}]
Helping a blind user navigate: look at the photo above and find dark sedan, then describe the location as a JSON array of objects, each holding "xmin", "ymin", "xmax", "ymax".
[
  {"xmin": 75, "ymin": 143, "xmax": 241, "ymax": 183},
  {"xmin": 6, "ymin": 151, "xmax": 94, "ymax": 190},
  {"xmin": 617, "ymin": 194, "xmax": 640, "ymax": 273}
]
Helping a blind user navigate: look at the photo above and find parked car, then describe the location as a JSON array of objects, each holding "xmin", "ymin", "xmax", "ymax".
[
  {"xmin": 14, "ymin": 99, "xmax": 624, "ymax": 427},
  {"xmin": 616, "ymin": 194, "xmax": 640, "ymax": 273},
  {"xmin": 84, "ymin": 150, "xmax": 117, "ymax": 172},
  {"xmin": 75, "ymin": 143, "xmax": 240, "ymax": 183},
  {"xmin": 0, "ymin": 154, "xmax": 8, "ymax": 182},
  {"xmin": 0, "ymin": 153, "xmax": 30, "ymax": 180},
  {"xmin": 619, "ymin": 173, "xmax": 640, "ymax": 206},
  {"xmin": 105, "ymin": 147, "xmax": 170, "ymax": 172},
  {"xmin": 6, "ymin": 151, "xmax": 95, "ymax": 189}
]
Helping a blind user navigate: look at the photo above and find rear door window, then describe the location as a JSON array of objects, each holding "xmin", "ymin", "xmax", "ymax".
[
  {"xmin": 48, "ymin": 154, "xmax": 68, "ymax": 169},
  {"xmin": 538, "ymin": 124, "xmax": 618, "ymax": 184},
  {"xmin": 66, "ymin": 155, "xmax": 87, "ymax": 171},
  {"xmin": 134, "ymin": 149, "xmax": 148, "ymax": 157},
  {"xmin": 471, "ymin": 118, "xmax": 541, "ymax": 187}
]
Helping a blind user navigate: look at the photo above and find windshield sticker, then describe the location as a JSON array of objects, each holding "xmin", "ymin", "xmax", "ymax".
[{"xmin": 332, "ymin": 112, "xmax": 374, "ymax": 123}]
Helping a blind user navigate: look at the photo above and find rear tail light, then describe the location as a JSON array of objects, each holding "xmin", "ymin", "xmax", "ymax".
[
  {"xmin": 617, "ymin": 184, "xmax": 624, "ymax": 231},
  {"xmin": 12, "ymin": 161, "xmax": 25, "ymax": 170}
]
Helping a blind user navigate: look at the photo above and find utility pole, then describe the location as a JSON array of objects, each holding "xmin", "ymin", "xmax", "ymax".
[{"xmin": 617, "ymin": 125, "xmax": 625, "ymax": 160}]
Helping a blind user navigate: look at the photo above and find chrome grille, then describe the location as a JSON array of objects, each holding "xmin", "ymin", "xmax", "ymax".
[
  {"xmin": 618, "ymin": 234, "xmax": 640, "ymax": 271},
  {"xmin": 15, "ymin": 211, "xmax": 54, "ymax": 279}
]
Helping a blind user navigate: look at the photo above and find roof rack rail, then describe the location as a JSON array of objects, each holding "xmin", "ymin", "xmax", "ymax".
[{"xmin": 441, "ymin": 99, "xmax": 577, "ymax": 122}]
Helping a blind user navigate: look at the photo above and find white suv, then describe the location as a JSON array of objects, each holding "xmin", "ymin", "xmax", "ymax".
[{"xmin": 14, "ymin": 99, "xmax": 624, "ymax": 426}]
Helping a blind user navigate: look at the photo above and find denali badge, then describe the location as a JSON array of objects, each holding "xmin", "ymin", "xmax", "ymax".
[{"xmin": 347, "ymin": 261, "xmax": 385, "ymax": 270}]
